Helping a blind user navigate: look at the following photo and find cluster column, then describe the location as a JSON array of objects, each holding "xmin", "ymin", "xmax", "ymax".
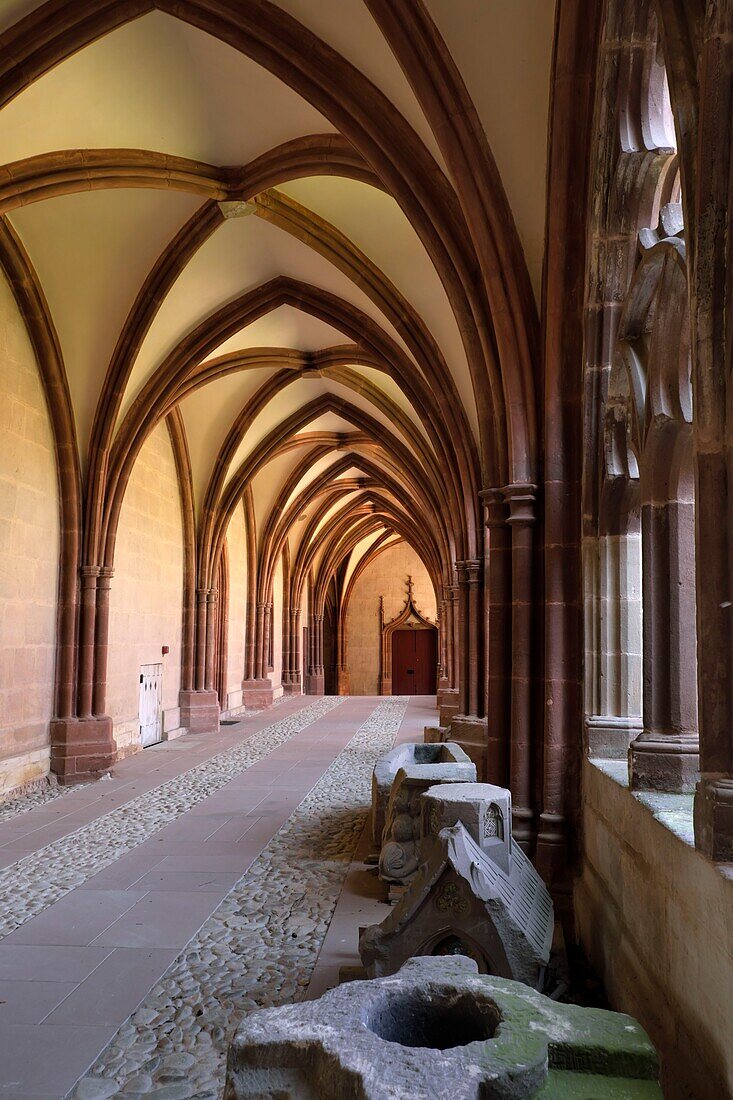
[
  {"xmin": 241, "ymin": 599, "xmax": 275, "ymax": 708},
  {"xmin": 447, "ymin": 559, "xmax": 487, "ymax": 779},
  {"xmin": 50, "ymin": 565, "xmax": 116, "ymax": 783},
  {"xmin": 505, "ymin": 483, "xmax": 537, "ymax": 851},
  {"xmin": 180, "ymin": 587, "xmax": 220, "ymax": 732},
  {"xmin": 692, "ymin": 4, "xmax": 733, "ymax": 859},
  {"xmin": 481, "ymin": 489, "xmax": 511, "ymax": 788},
  {"xmin": 438, "ymin": 584, "xmax": 460, "ymax": 726}
]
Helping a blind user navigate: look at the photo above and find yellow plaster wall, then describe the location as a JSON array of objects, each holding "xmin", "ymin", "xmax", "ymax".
[
  {"xmin": 346, "ymin": 543, "xmax": 436, "ymax": 695},
  {"xmin": 0, "ymin": 268, "xmax": 59, "ymax": 795},
  {"xmin": 107, "ymin": 422, "xmax": 184, "ymax": 753}
]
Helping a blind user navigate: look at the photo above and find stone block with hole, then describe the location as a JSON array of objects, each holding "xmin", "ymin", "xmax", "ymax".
[{"xmin": 223, "ymin": 955, "xmax": 662, "ymax": 1099}]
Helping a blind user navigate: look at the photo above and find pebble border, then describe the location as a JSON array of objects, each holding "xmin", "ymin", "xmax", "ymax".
[
  {"xmin": 0, "ymin": 697, "xmax": 342, "ymax": 940},
  {"xmin": 74, "ymin": 697, "xmax": 409, "ymax": 1100}
]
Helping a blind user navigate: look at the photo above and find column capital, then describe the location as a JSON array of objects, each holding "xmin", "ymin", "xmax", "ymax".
[
  {"xmin": 503, "ymin": 482, "xmax": 538, "ymax": 524},
  {"xmin": 80, "ymin": 565, "xmax": 102, "ymax": 584},
  {"xmin": 480, "ymin": 487, "xmax": 508, "ymax": 527},
  {"xmin": 455, "ymin": 559, "xmax": 482, "ymax": 584}
]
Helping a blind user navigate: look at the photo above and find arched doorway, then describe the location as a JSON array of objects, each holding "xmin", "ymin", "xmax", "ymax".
[
  {"xmin": 380, "ymin": 576, "xmax": 439, "ymax": 695},
  {"xmin": 391, "ymin": 626, "xmax": 437, "ymax": 694}
]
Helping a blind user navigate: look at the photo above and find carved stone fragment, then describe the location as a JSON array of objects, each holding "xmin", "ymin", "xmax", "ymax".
[
  {"xmin": 224, "ymin": 955, "xmax": 662, "ymax": 1099},
  {"xmin": 377, "ymin": 750, "xmax": 476, "ymax": 884},
  {"xmin": 371, "ymin": 742, "xmax": 475, "ymax": 849},
  {"xmin": 362, "ymin": 782, "xmax": 554, "ymax": 988}
]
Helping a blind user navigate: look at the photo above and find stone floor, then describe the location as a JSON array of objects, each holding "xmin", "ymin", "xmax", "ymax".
[{"xmin": 0, "ymin": 695, "xmax": 436, "ymax": 1099}]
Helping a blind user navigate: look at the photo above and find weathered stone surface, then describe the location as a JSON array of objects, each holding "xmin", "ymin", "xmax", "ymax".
[
  {"xmin": 224, "ymin": 955, "xmax": 662, "ymax": 1099},
  {"xmin": 378, "ymin": 748, "xmax": 476, "ymax": 883},
  {"xmin": 371, "ymin": 742, "xmax": 473, "ymax": 848},
  {"xmin": 363, "ymin": 782, "xmax": 553, "ymax": 988}
]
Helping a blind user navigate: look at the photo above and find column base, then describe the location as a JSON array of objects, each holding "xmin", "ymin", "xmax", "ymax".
[
  {"xmin": 629, "ymin": 734, "xmax": 699, "ymax": 793},
  {"xmin": 282, "ymin": 679, "xmax": 302, "ymax": 697},
  {"xmin": 511, "ymin": 804, "xmax": 535, "ymax": 854},
  {"xmin": 586, "ymin": 715, "xmax": 643, "ymax": 760},
  {"xmin": 535, "ymin": 812, "xmax": 567, "ymax": 885},
  {"xmin": 241, "ymin": 680, "xmax": 274, "ymax": 708},
  {"xmin": 445, "ymin": 714, "xmax": 487, "ymax": 781},
  {"xmin": 50, "ymin": 716, "xmax": 117, "ymax": 784},
  {"xmin": 179, "ymin": 689, "xmax": 220, "ymax": 733},
  {"xmin": 438, "ymin": 688, "xmax": 460, "ymax": 727},
  {"xmin": 694, "ymin": 777, "xmax": 733, "ymax": 860},
  {"xmin": 304, "ymin": 673, "xmax": 324, "ymax": 696}
]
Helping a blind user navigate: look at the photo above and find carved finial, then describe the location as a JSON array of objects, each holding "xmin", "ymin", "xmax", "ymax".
[{"xmin": 407, "ymin": 574, "xmax": 414, "ymax": 599}]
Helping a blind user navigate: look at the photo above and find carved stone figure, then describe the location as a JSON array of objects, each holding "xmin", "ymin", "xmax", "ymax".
[
  {"xmin": 224, "ymin": 955, "xmax": 662, "ymax": 1099},
  {"xmin": 371, "ymin": 742, "xmax": 474, "ymax": 849},
  {"xmin": 362, "ymin": 782, "xmax": 554, "ymax": 989},
  {"xmin": 378, "ymin": 750, "xmax": 476, "ymax": 885}
]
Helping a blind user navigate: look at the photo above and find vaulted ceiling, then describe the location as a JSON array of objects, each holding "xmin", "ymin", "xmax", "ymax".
[{"xmin": 0, "ymin": 0, "xmax": 556, "ymax": 605}]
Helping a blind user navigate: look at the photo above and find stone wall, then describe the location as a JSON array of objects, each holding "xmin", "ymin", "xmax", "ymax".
[
  {"xmin": 576, "ymin": 758, "xmax": 733, "ymax": 1100},
  {"xmin": 107, "ymin": 422, "xmax": 184, "ymax": 755},
  {"xmin": 0, "ymin": 268, "xmax": 59, "ymax": 795},
  {"xmin": 346, "ymin": 544, "xmax": 436, "ymax": 695},
  {"xmin": 225, "ymin": 502, "xmax": 247, "ymax": 713}
]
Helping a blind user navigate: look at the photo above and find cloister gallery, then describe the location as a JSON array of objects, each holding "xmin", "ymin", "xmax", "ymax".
[{"xmin": 0, "ymin": 0, "xmax": 730, "ymax": 1097}]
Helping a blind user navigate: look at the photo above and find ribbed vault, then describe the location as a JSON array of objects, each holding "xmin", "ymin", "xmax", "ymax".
[{"xmin": 0, "ymin": 0, "xmax": 562, "ymax": 866}]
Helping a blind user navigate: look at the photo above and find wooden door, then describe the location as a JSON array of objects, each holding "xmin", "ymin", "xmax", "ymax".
[
  {"xmin": 139, "ymin": 663, "xmax": 163, "ymax": 747},
  {"xmin": 392, "ymin": 628, "xmax": 437, "ymax": 694}
]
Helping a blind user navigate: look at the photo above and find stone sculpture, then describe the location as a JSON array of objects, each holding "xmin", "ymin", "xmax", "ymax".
[
  {"xmin": 362, "ymin": 782, "xmax": 554, "ymax": 988},
  {"xmin": 378, "ymin": 748, "xmax": 476, "ymax": 885},
  {"xmin": 371, "ymin": 741, "xmax": 474, "ymax": 849},
  {"xmin": 224, "ymin": 955, "xmax": 662, "ymax": 1099}
]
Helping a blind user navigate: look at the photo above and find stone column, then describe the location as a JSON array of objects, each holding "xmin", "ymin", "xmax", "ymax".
[
  {"xmin": 204, "ymin": 589, "xmax": 218, "ymax": 693},
  {"xmin": 77, "ymin": 566, "xmax": 100, "ymax": 720},
  {"xmin": 194, "ymin": 587, "xmax": 208, "ymax": 692},
  {"xmin": 438, "ymin": 585, "xmax": 460, "ymax": 726},
  {"xmin": 447, "ymin": 560, "xmax": 487, "ymax": 779},
  {"xmin": 690, "ymin": 3, "xmax": 733, "ymax": 859},
  {"xmin": 263, "ymin": 602, "xmax": 272, "ymax": 673},
  {"xmin": 629, "ymin": 484, "xmax": 699, "ymax": 792},
  {"xmin": 50, "ymin": 564, "xmax": 116, "ymax": 784},
  {"xmin": 281, "ymin": 601, "xmax": 291, "ymax": 688},
  {"xmin": 255, "ymin": 601, "xmax": 266, "ymax": 681},
  {"xmin": 92, "ymin": 567, "xmax": 114, "ymax": 717},
  {"xmin": 310, "ymin": 613, "xmax": 325, "ymax": 695},
  {"xmin": 291, "ymin": 608, "xmax": 302, "ymax": 693},
  {"xmin": 505, "ymin": 483, "xmax": 537, "ymax": 851},
  {"xmin": 180, "ymin": 587, "xmax": 220, "ymax": 731},
  {"xmin": 585, "ymin": 528, "xmax": 643, "ymax": 758},
  {"xmin": 481, "ymin": 489, "xmax": 511, "ymax": 788}
]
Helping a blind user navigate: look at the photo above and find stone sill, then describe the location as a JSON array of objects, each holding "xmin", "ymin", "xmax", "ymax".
[{"xmin": 589, "ymin": 756, "xmax": 733, "ymax": 879}]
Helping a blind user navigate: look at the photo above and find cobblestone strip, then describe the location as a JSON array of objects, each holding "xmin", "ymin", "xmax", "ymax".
[
  {"xmin": 0, "ymin": 700, "xmax": 290, "ymax": 821},
  {"xmin": 0, "ymin": 779, "xmax": 84, "ymax": 822},
  {"xmin": 74, "ymin": 696, "xmax": 409, "ymax": 1100},
  {"xmin": 0, "ymin": 697, "xmax": 343, "ymax": 939}
]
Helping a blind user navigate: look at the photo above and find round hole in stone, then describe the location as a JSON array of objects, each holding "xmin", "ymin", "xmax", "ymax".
[{"xmin": 366, "ymin": 989, "xmax": 499, "ymax": 1050}]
